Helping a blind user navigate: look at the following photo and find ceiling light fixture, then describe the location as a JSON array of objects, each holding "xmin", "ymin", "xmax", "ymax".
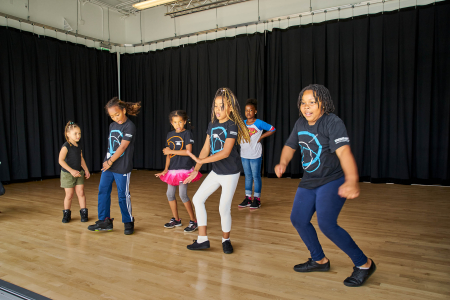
[{"xmin": 132, "ymin": 0, "xmax": 175, "ymax": 10}]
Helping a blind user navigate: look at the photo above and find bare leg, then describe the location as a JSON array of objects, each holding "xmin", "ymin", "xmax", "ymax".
[
  {"xmin": 183, "ymin": 200, "xmax": 196, "ymax": 221},
  {"xmin": 64, "ymin": 188, "xmax": 75, "ymax": 210},
  {"xmin": 75, "ymin": 185, "xmax": 86, "ymax": 209},
  {"xmin": 168, "ymin": 200, "xmax": 179, "ymax": 220}
]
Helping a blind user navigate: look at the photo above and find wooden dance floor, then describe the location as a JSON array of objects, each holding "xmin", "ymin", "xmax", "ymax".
[{"xmin": 0, "ymin": 170, "xmax": 449, "ymax": 299}]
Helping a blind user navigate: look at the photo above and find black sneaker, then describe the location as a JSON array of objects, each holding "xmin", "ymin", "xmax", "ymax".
[
  {"xmin": 80, "ymin": 208, "xmax": 88, "ymax": 222},
  {"xmin": 238, "ymin": 196, "xmax": 252, "ymax": 208},
  {"xmin": 124, "ymin": 221, "xmax": 134, "ymax": 235},
  {"xmin": 187, "ymin": 240, "xmax": 210, "ymax": 250},
  {"xmin": 249, "ymin": 198, "xmax": 261, "ymax": 209},
  {"xmin": 294, "ymin": 258, "xmax": 331, "ymax": 272},
  {"xmin": 343, "ymin": 259, "xmax": 377, "ymax": 287},
  {"xmin": 164, "ymin": 218, "xmax": 182, "ymax": 228},
  {"xmin": 62, "ymin": 209, "xmax": 71, "ymax": 223},
  {"xmin": 87, "ymin": 218, "xmax": 114, "ymax": 231},
  {"xmin": 184, "ymin": 220, "xmax": 198, "ymax": 232},
  {"xmin": 222, "ymin": 240, "xmax": 233, "ymax": 254}
]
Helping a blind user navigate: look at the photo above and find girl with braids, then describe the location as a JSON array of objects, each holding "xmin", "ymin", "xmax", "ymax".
[
  {"xmin": 275, "ymin": 84, "xmax": 376, "ymax": 287},
  {"xmin": 156, "ymin": 110, "xmax": 202, "ymax": 232},
  {"xmin": 88, "ymin": 97, "xmax": 141, "ymax": 235},
  {"xmin": 184, "ymin": 87, "xmax": 250, "ymax": 254},
  {"xmin": 58, "ymin": 121, "xmax": 90, "ymax": 223},
  {"xmin": 238, "ymin": 98, "xmax": 276, "ymax": 209}
]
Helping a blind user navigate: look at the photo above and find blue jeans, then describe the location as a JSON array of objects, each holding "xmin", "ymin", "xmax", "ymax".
[
  {"xmin": 241, "ymin": 157, "xmax": 262, "ymax": 198},
  {"xmin": 290, "ymin": 176, "xmax": 367, "ymax": 266},
  {"xmin": 98, "ymin": 170, "xmax": 133, "ymax": 223}
]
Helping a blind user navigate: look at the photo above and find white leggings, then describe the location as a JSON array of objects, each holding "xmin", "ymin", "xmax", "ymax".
[{"xmin": 192, "ymin": 171, "xmax": 240, "ymax": 233}]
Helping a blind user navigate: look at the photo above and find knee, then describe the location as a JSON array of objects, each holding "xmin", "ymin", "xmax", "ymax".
[
  {"xmin": 166, "ymin": 191, "xmax": 175, "ymax": 201},
  {"xmin": 179, "ymin": 193, "xmax": 190, "ymax": 203},
  {"xmin": 290, "ymin": 213, "xmax": 308, "ymax": 229},
  {"xmin": 219, "ymin": 203, "xmax": 231, "ymax": 217},
  {"xmin": 318, "ymin": 219, "xmax": 337, "ymax": 237},
  {"xmin": 192, "ymin": 194, "xmax": 203, "ymax": 208},
  {"xmin": 76, "ymin": 189, "xmax": 85, "ymax": 198}
]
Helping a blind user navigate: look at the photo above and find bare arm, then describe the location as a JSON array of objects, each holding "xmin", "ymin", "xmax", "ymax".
[
  {"xmin": 59, "ymin": 146, "xmax": 81, "ymax": 177},
  {"xmin": 258, "ymin": 130, "xmax": 276, "ymax": 143},
  {"xmin": 335, "ymin": 145, "xmax": 360, "ymax": 199},
  {"xmin": 189, "ymin": 138, "xmax": 235, "ymax": 165},
  {"xmin": 156, "ymin": 155, "xmax": 171, "ymax": 177},
  {"xmin": 101, "ymin": 140, "xmax": 131, "ymax": 172},
  {"xmin": 274, "ymin": 146, "xmax": 296, "ymax": 178},
  {"xmin": 163, "ymin": 144, "xmax": 193, "ymax": 156},
  {"xmin": 80, "ymin": 151, "xmax": 90, "ymax": 179},
  {"xmin": 183, "ymin": 136, "xmax": 210, "ymax": 184}
]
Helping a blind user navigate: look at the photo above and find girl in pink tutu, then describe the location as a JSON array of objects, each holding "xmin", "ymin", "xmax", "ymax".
[{"xmin": 156, "ymin": 110, "xmax": 202, "ymax": 232}]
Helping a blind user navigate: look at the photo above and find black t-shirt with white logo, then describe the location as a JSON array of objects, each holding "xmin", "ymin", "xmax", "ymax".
[
  {"xmin": 166, "ymin": 129, "xmax": 195, "ymax": 170},
  {"xmin": 61, "ymin": 141, "xmax": 82, "ymax": 173},
  {"xmin": 207, "ymin": 119, "xmax": 241, "ymax": 175},
  {"xmin": 104, "ymin": 119, "xmax": 136, "ymax": 174},
  {"xmin": 285, "ymin": 113, "xmax": 350, "ymax": 189}
]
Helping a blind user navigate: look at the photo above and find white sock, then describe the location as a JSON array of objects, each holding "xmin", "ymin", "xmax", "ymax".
[
  {"xmin": 222, "ymin": 238, "xmax": 230, "ymax": 243},
  {"xmin": 358, "ymin": 265, "xmax": 370, "ymax": 269},
  {"xmin": 197, "ymin": 236, "xmax": 208, "ymax": 243}
]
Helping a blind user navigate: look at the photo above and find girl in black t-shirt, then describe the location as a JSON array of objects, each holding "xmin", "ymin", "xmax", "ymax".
[
  {"xmin": 184, "ymin": 88, "xmax": 251, "ymax": 254},
  {"xmin": 58, "ymin": 121, "xmax": 90, "ymax": 223},
  {"xmin": 275, "ymin": 84, "xmax": 376, "ymax": 287},
  {"xmin": 87, "ymin": 97, "xmax": 141, "ymax": 235},
  {"xmin": 156, "ymin": 110, "xmax": 202, "ymax": 232}
]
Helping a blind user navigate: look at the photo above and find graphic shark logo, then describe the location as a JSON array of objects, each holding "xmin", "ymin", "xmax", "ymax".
[
  {"xmin": 108, "ymin": 130, "xmax": 125, "ymax": 158},
  {"xmin": 210, "ymin": 127, "xmax": 227, "ymax": 154},
  {"xmin": 298, "ymin": 131, "xmax": 322, "ymax": 173},
  {"xmin": 167, "ymin": 136, "xmax": 184, "ymax": 158}
]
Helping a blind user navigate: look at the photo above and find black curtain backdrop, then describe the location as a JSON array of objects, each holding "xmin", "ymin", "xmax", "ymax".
[
  {"xmin": 120, "ymin": 34, "xmax": 265, "ymax": 171},
  {"xmin": 1, "ymin": 2, "xmax": 449, "ymax": 186},
  {"xmin": 265, "ymin": 2, "xmax": 450, "ymax": 185},
  {"xmin": 0, "ymin": 27, "xmax": 118, "ymax": 182}
]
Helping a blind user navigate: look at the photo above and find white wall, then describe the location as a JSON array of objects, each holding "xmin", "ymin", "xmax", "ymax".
[
  {"xmin": 123, "ymin": 0, "xmax": 438, "ymax": 53},
  {"xmin": 0, "ymin": 0, "xmax": 439, "ymax": 53},
  {"xmin": 0, "ymin": 0, "xmax": 125, "ymax": 51}
]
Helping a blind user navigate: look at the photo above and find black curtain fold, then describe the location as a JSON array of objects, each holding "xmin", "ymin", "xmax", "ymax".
[
  {"xmin": 0, "ymin": 27, "xmax": 118, "ymax": 182},
  {"xmin": 120, "ymin": 34, "xmax": 265, "ymax": 171},
  {"xmin": 265, "ymin": 2, "xmax": 450, "ymax": 185}
]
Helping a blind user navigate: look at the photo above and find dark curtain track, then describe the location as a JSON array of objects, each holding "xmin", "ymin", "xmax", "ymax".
[
  {"xmin": 1, "ymin": 2, "xmax": 449, "ymax": 186},
  {"xmin": 120, "ymin": 34, "xmax": 265, "ymax": 171},
  {"xmin": 0, "ymin": 27, "xmax": 118, "ymax": 182}
]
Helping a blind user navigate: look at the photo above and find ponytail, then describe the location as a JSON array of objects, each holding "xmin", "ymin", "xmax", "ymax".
[{"xmin": 105, "ymin": 97, "xmax": 141, "ymax": 116}]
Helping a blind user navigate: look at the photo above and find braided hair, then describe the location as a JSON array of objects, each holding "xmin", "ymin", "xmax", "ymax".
[
  {"xmin": 297, "ymin": 84, "xmax": 335, "ymax": 117},
  {"xmin": 211, "ymin": 87, "xmax": 250, "ymax": 144},
  {"xmin": 105, "ymin": 97, "xmax": 142, "ymax": 116},
  {"xmin": 64, "ymin": 121, "xmax": 80, "ymax": 146},
  {"xmin": 168, "ymin": 110, "xmax": 194, "ymax": 129}
]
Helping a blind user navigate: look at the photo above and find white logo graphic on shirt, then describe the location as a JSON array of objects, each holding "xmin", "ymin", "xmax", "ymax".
[
  {"xmin": 190, "ymin": 139, "xmax": 194, "ymax": 143},
  {"xmin": 334, "ymin": 137, "xmax": 349, "ymax": 144},
  {"xmin": 230, "ymin": 131, "xmax": 237, "ymax": 135},
  {"xmin": 125, "ymin": 133, "xmax": 133, "ymax": 138},
  {"xmin": 175, "ymin": 141, "xmax": 182, "ymax": 146}
]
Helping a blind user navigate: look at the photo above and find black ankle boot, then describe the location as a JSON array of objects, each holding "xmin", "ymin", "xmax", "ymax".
[
  {"xmin": 62, "ymin": 209, "xmax": 71, "ymax": 223},
  {"xmin": 80, "ymin": 208, "xmax": 88, "ymax": 222}
]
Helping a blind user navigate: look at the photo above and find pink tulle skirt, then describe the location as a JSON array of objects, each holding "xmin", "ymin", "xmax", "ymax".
[{"xmin": 159, "ymin": 168, "xmax": 202, "ymax": 186}]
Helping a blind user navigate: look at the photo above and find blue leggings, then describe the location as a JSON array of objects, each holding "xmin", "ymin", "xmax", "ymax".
[{"xmin": 290, "ymin": 176, "xmax": 367, "ymax": 266}]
